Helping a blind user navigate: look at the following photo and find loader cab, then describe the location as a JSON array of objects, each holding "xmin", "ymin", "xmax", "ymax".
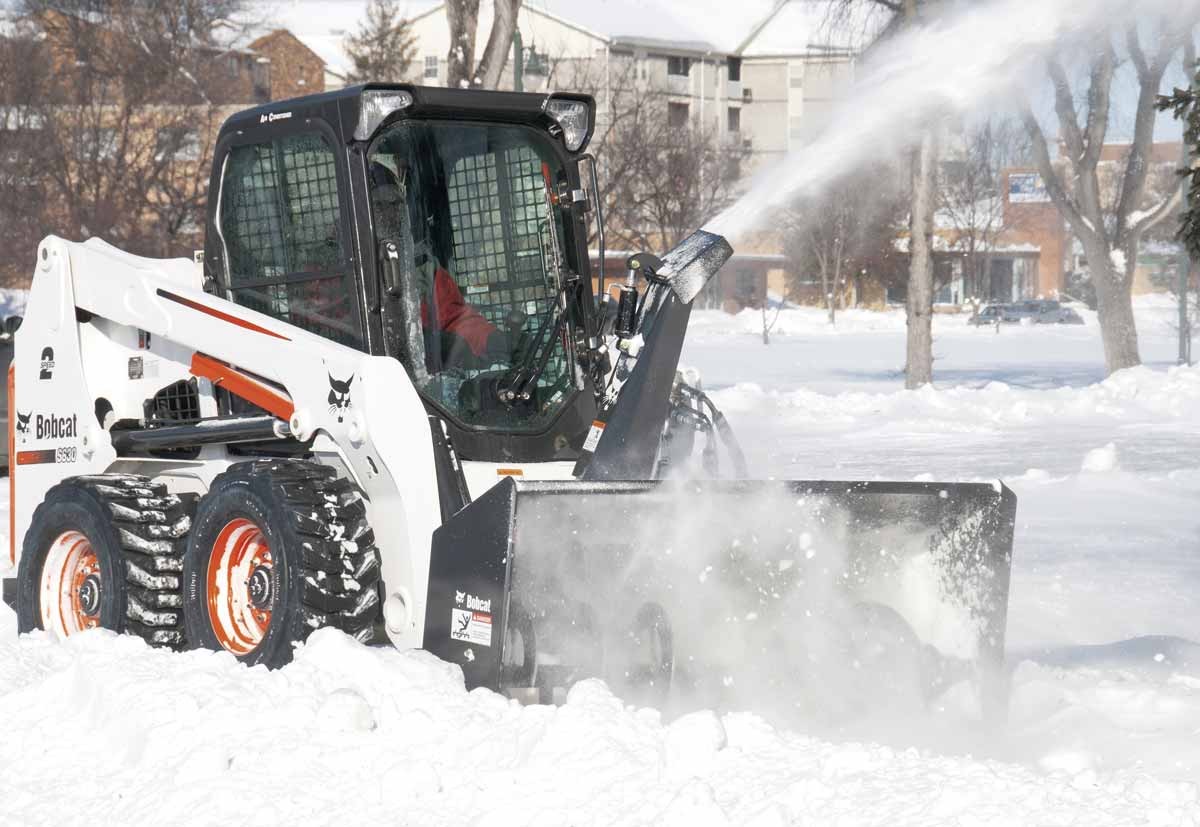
[{"xmin": 205, "ymin": 85, "xmax": 601, "ymax": 462}]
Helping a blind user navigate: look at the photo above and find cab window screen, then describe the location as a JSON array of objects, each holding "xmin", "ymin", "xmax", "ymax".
[
  {"xmin": 367, "ymin": 121, "xmax": 575, "ymax": 434},
  {"xmin": 218, "ymin": 131, "xmax": 360, "ymax": 346}
]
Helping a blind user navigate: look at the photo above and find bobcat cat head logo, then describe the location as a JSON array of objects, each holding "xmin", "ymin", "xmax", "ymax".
[
  {"xmin": 327, "ymin": 373, "xmax": 354, "ymax": 423},
  {"xmin": 15, "ymin": 411, "xmax": 30, "ymax": 437}
]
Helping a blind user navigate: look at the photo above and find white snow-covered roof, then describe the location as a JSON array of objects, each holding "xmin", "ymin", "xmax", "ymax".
[{"xmin": 526, "ymin": 0, "xmax": 718, "ymax": 50}]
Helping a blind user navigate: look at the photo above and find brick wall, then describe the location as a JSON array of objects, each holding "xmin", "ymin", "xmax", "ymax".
[
  {"xmin": 248, "ymin": 30, "xmax": 325, "ymax": 101},
  {"xmin": 1001, "ymin": 169, "xmax": 1067, "ymax": 297}
]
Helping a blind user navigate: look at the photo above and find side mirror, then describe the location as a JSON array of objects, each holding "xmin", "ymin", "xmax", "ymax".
[
  {"xmin": 4, "ymin": 316, "xmax": 22, "ymax": 336},
  {"xmin": 379, "ymin": 240, "xmax": 403, "ymax": 298}
]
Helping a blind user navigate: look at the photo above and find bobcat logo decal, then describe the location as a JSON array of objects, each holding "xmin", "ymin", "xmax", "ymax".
[
  {"xmin": 327, "ymin": 373, "xmax": 354, "ymax": 424},
  {"xmin": 15, "ymin": 411, "xmax": 30, "ymax": 442}
]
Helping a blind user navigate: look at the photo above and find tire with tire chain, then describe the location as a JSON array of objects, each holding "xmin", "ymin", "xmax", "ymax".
[
  {"xmin": 182, "ymin": 459, "xmax": 382, "ymax": 668},
  {"xmin": 17, "ymin": 474, "xmax": 195, "ymax": 646}
]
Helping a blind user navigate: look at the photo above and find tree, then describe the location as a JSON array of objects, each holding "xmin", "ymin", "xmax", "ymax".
[
  {"xmin": 1022, "ymin": 21, "xmax": 1192, "ymax": 374},
  {"xmin": 1160, "ymin": 39, "xmax": 1200, "ymax": 259},
  {"xmin": 444, "ymin": 0, "xmax": 523, "ymax": 90},
  {"xmin": 544, "ymin": 53, "xmax": 747, "ymax": 258},
  {"xmin": 785, "ymin": 164, "xmax": 906, "ymax": 324},
  {"xmin": 831, "ymin": 0, "xmax": 936, "ymax": 387},
  {"xmin": 0, "ymin": 1, "xmax": 250, "ymax": 285},
  {"xmin": 343, "ymin": 0, "xmax": 417, "ymax": 84},
  {"xmin": 1158, "ymin": 38, "xmax": 1198, "ymax": 365}
]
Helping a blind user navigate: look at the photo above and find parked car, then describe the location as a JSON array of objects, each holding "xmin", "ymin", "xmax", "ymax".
[
  {"xmin": 969, "ymin": 304, "xmax": 1018, "ymax": 325},
  {"xmin": 969, "ymin": 301, "xmax": 1084, "ymax": 326},
  {"xmin": 1017, "ymin": 300, "xmax": 1085, "ymax": 325}
]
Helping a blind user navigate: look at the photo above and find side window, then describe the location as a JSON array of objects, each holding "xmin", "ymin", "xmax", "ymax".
[{"xmin": 219, "ymin": 131, "xmax": 361, "ymax": 346}]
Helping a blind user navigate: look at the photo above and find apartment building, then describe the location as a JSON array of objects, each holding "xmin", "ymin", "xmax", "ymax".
[{"xmin": 266, "ymin": 1, "xmax": 885, "ymax": 171}]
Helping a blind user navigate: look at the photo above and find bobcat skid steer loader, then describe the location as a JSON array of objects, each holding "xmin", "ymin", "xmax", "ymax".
[{"xmin": 3, "ymin": 85, "xmax": 1016, "ymax": 719}]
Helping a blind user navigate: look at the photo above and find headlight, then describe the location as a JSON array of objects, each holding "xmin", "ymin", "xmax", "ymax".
[
  {"xmin": 355, "ymin": 89, "xmax": 414, "ymax": 141},
  {"xmin": 545, "ymin": 97, "xmax": 592, "ymax": 152}
]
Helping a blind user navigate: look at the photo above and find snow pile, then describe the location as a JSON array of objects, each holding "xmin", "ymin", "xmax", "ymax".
[
  {"xmin": 710, "ymin": 363, "xmax": 1200, "ymax": 432},
  {"xmin": 1, "ymin": 624, "xmax": 1198, "ymax": 825},
  {"xmin": 1081, "ymin": 442, "xmax": 1119, "ymax": 473},
  {"xmin": 689, "ymin": 305, "xmax": 911, "ymax": 338}
]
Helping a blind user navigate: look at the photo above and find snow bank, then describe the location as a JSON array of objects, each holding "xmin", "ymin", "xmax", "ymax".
[
  {"xmin": 711, "ymin": 363, "xmax": 1200, "ymax": 432},
  {"xmin": 689, "ymin": 306, "xmax": 910, "ymax": 338},
  {"xmin": 690, "ymin": 294, "xmax": 1180, "ymax": 343},
  {"xmin": 1, "ymin": 625, "xmax": 1197, "ymax": 826}
]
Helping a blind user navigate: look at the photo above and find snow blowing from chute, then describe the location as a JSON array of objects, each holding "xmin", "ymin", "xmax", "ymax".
[{"xmin": 705, "ymin": 0, "xmax": 1200, "ymax": 242}]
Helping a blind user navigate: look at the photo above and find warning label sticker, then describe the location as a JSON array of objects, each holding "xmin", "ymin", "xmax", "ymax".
[
  {"xmin": 582, "ymin": 420, "xmax": 605, "ymax": 452},
  {"xmin": 450, "ymin": 608, "xmax": 493, "ymax": 647}
]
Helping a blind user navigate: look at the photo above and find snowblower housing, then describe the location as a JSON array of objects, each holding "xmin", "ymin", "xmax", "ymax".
[{"xmin": 202, "ymin": 83, "xmax": 600, "ymax": 463}]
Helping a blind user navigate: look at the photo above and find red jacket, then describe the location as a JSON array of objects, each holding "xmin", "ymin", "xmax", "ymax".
[{"xmin": 420, "ymin": 267, "xmax": 496, "ymax": 357}]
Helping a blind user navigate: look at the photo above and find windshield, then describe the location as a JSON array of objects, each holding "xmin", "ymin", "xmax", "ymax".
[{"xmin": 368, "ymin": 120, "xmax": 576, "ymax": 432}]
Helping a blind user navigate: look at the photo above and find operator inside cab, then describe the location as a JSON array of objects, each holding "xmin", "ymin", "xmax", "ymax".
[
  {"xmin": 364, "ymin": 119, "xmax": 575, "ymax": 434},
  {"xmin": 367, "ymin": 160, "xmax": 524, "ymax": 371}
]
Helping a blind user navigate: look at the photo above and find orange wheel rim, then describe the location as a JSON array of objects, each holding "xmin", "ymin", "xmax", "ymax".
[
  {"xmin": 207, "ymin": 518, "xmax": 273, "ymax": 655},
  {"xmin": 39, "ymin": 530, "xmax": 101, "ymax": 637}
]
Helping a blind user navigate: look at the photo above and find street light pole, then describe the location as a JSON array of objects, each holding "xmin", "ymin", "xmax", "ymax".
[
  {"xmin": 1180, "ymin": 42, "xmax": 1197, "ymax": 367},
  {"xmin": 1180, "ymin": 179, "xmax": 1192, "ymax": 366},
  {"xmin": 513, "ymin": 29, "xmax": 524, "ymax": 93}
]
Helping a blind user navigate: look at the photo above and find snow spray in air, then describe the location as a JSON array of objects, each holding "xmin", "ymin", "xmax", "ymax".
[
  {"xmin": 704, "ymin": 0, "xmax": 1200, "ymax": 241},
  {"xmin": 504, "ymin": 479, "xmax": 1011, "ymax": 729}
]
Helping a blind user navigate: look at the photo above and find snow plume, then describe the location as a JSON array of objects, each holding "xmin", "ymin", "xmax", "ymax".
[
  {"xmin": 506, "ymin": 480, "xmax": 1006, "ymax": 729},
  {"xmin": 705, "ymin": 0, "xmax": 1200, "ymax": 241}
]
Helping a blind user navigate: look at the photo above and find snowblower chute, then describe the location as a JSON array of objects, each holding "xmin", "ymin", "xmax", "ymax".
[{"xmin": 425, "ymin": 477, "xmax": 1016, "ymax": 719}]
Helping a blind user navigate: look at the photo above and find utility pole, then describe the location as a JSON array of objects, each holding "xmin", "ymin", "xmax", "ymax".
[
  {"xmin": 1180, "ymin": 39, "xmax": 1196, "ymax": 366},
  {"xmin": 513, "ymin": 29, "xmax": 524, "ymax": 92},
  {"xmin": 1180, "ymin": 173, "xmax": 1193, "ymax": 366}
]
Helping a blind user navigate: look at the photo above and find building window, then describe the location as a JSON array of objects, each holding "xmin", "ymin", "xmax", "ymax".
[
  {"xmin": 668, "ymin": 102, "xmax": 689, "ymax": 128},
  {"xmin": 424, "ymin": 55, "xmax": 438, "ymax": 79},
  {"xmin": 727, "ymin": 107, "xmax": 740, "ymax": 133},
  {"xmin": 667, "ymin": 56, "xmax": 691, "ymax": 77},
  {"xmin": 727, "ymin": 57, "xmax": 742, "ymax": 82}
]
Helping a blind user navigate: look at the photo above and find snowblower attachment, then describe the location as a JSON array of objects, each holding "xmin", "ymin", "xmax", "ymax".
[{"xmin": 425, "ymin": 477, "xmax": 1016, "ymax": 722}]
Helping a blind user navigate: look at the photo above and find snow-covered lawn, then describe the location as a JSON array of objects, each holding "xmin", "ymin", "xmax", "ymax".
[{"xmin": 1, "ymin": 298, "xmax": 1199, "ymax": 825}]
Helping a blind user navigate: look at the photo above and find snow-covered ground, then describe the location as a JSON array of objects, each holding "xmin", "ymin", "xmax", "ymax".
[{"xmin": 2, "ymin": 297, "xmax": 1199, "ymax": 825}]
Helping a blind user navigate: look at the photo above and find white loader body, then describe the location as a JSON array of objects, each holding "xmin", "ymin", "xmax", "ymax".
[{"xmin": 13, "ymin": 236, "xmax": 452, "ymax": 649}]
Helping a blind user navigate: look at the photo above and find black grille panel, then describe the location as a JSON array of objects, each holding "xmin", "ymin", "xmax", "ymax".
[{"xmin": 144, "ymin": 379, "xmax": 202, "ymax": 425}]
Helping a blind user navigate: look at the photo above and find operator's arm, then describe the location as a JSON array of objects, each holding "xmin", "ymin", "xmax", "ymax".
[{"xmin": 432, "ymin": 267, "xmax": 497, "ymax": 358}]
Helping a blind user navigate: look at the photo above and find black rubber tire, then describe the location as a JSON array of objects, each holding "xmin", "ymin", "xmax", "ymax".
[
  {"xmin": 17, "ymin": 475, "xmax": 193, "ymax": 646},
  {"xmin": 182, "ymin": 460, "xmax": 381, "ymax": 669}
]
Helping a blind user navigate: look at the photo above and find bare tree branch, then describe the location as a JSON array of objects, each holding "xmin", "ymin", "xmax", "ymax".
[{"xmin": 473, "ymin": 0, "xmax": 521, "ymax": 89}]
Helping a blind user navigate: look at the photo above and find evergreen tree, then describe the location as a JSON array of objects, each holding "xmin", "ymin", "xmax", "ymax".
[
  {"xmin": 344, "ymin": 0, "xmax": 417, "ymax": 84},
  {"xmin": 1159, "ymin": 56, "xmax": 1200, "ymax": 258}
]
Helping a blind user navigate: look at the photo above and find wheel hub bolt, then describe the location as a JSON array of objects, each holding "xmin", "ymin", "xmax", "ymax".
[
  {"xmin": 248, "ymin": 565, "xmax": 273, "ymax": 609},
  {"xmin": 78, "ymin": 574, "xmax": 101, "ymax": 617}
]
